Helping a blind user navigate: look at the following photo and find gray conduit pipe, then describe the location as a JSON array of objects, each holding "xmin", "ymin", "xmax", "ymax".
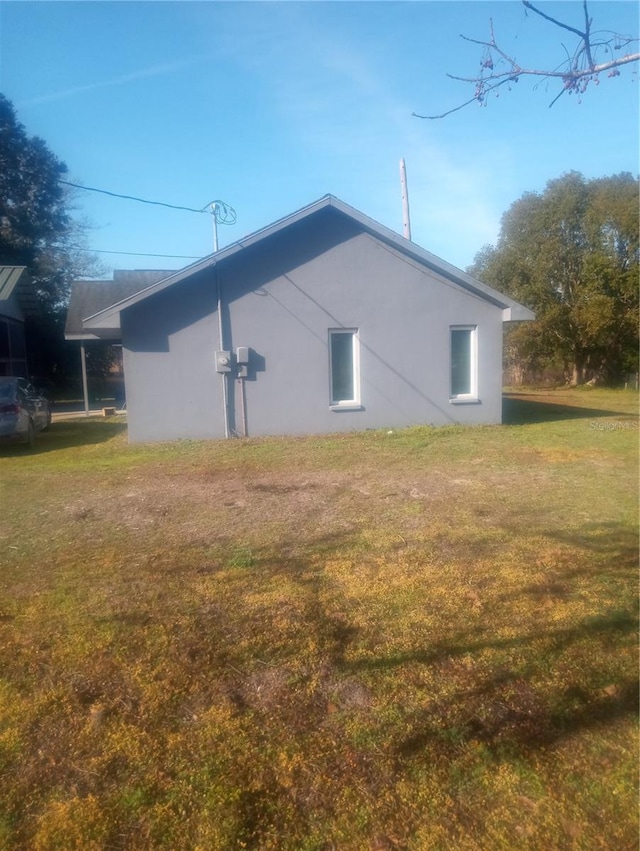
[{"xmin": 215, "ymin": 265, "xmax": 230, "ymax": 439}]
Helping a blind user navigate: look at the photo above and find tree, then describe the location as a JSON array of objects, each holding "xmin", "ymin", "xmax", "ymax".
[
  {"xmin": 0, "ymin": 93, "xmax": 101, "ymax": 385},
  {"xmin": 414, "ymin": 1, "xmax": 639, "ymax": 119},
  {"xmin": 469, "ymin": 171, "xmax": 639, "ymax": 386},
  {"xmin": 0, "ymin": 95, "xmax": 69, "ymax": 281}
]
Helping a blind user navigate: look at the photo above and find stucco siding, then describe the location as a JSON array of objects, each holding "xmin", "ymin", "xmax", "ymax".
[
  {"xmin": 122, "ymin": 211, "xmax": 505, "ymax": 442},
  {"xmin": 122, "ymin": 272, "xmax": 223, "ymax": 443}
]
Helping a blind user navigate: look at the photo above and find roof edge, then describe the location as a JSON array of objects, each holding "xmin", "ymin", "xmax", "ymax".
[{"xmin": 83, "ymin": 195, "xmax": 534, "ymax": 329}]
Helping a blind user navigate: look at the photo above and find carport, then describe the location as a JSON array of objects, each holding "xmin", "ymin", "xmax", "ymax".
[{"xmin": 64, "ymin": 271, "xmax": 173, "ymax": 413}]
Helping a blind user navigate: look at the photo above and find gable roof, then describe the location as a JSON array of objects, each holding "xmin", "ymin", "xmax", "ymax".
[
  {"xmin": 82, "ymin": 195, "xmax": 535, "ymax": 336},
  {"xmin": 65, "ymin": 270, "xmax": 175, "ymax": 340},
  {"xmin": 0, "ymin": 266, "xmax": 40, "ymax": 319}
]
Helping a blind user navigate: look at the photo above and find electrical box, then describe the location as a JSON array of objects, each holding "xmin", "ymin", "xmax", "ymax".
[
  {"xmin": 215, "ymin": 351, "xmax": 231, "ymax": 373},
  {"xmin": 236, "ymin": 347, "xmax": 249, "ymax": 378}
]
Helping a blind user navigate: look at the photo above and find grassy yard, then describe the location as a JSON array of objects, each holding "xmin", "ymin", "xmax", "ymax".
[{"xmin": 0, "ymin": 389, "xmax": 638, "ymax": 850}]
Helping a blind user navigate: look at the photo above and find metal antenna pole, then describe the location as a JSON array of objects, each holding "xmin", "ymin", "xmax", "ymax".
[
  {"xmin": 211, "ymin": 203, "xmax": 219, "ymax": 252},
  {"xmin": 400, "ymin": 158, "xmax": 411, "ymax": 241}
]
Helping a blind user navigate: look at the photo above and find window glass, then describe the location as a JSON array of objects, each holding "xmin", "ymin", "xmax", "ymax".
[
  {"xmin": 331, "ymin": 332, "xmax": 354, "ymax": 402},
  {"xmin": 450, "ymin": 326, "xmax": 478, "ymax": 399},
  {"xmin": 451, "ymin": 328, "xmax": 472, "ymax": 396}
]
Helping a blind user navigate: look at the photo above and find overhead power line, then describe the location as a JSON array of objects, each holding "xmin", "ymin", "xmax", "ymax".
[
  {"xmin": 49, "ymin": 244, "xmax": 201, "ymax": 260},
  {"xmin": 58, "ymin": 179, "xmax": 237, "ymax": 224},
  {"xmin": 74, "ymin": 246, "xmax": 201, "ymax": 259}
]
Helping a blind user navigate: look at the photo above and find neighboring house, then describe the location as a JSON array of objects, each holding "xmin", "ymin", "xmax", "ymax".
[
  {"xmin": 65, "ymin": 270, "xmax": 174, "ymax": 411},
  {"xmin": 65, "ymin": 270, "xmax": 176, "ymax": 344},
  {"xmin": 67, "ymin": 195, "xmax": 534, "ymax": 443},
  {"xmin": 0, "ymin": 266, "xmax": 39, "ymax": 378}
]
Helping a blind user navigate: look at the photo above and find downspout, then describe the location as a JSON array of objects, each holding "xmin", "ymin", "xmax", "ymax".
[
  {"xmin": 215, "ymin": 264, "xmax": 230, "ymax": 439},
  {"xmin": 239, "ymin": 374, "xmax": 247, "ymax": 438}
]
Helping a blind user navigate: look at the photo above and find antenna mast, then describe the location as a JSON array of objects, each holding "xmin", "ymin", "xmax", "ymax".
[
  {"xmin": 210, "ymin": 203, "xmax": 219, "ymax": 252},
  {"xmin": 400, "ymin": 158, "xmax": 411, "ymax": 241}
]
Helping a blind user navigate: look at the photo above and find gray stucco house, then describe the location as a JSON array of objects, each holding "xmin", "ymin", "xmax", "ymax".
[{"xmin": 67, "ymin": 195, "xmax": 534, "ymax": 443}]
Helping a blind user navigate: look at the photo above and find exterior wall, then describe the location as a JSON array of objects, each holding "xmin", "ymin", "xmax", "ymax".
[
  {"xmin": 122, "ymin": 211, "xmax": 504, "ymax": 443},
  {"xmin": 122, "ymin": 271, "xmax": 222, "ymax": 442}
]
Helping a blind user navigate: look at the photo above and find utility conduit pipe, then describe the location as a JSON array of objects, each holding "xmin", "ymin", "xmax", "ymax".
[{"xmin": 215, "ymin": 264, "xmax": 230, "ymax": 438}]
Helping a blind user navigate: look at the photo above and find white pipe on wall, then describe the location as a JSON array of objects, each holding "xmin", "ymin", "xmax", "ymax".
[{"xmin": 215, "ymin": 266, "xmax": 230, "ymax": 438}]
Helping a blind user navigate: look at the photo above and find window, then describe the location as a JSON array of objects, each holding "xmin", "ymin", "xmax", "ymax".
[
  {"xmin": 329, "ymin": 329, "xmax": 360, "ymax": 408},
  {"xmin": 450, "ymin": 326, "xmax": 477, "ymax": 401}
]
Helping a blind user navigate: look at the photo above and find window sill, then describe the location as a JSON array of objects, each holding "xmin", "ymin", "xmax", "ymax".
[
  {"xmin": 449, "ymin": 397, "xmax": 481, "ymax": 405},
  {"xmin": 330, "ymin": 404, "xmax": 363, "ymax": 412}
]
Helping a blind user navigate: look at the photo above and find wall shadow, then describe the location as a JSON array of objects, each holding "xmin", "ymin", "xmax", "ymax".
[{"xmin": 503, "ymin": 393, "xmax": 635, "ymax": 424}]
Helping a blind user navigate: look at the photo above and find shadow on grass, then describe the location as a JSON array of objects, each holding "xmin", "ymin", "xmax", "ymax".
[
  {"xmin": 493, "ymin": 523, "xmax": 640, "ymax": 604},
  {"xmin": 379, "ymin": 606, "xmax": 638, "ymax": 758},
  {"xmin": 223, "ymin": 523, "xmax": 639, "ymax": 755},
  {"xmin": 502, "ymin": 394, "xmax": 635, "ymax": 425},
  {"xmin": 545, "ymin": 522, "xmax": 640, "ymax": 564},
  {"xmin": 37, "ymin": 515, "xmax": 636, "ymax": 761},
  {"xmin": 0, "ymin": 420, "xmax": 128, "ymax": 456},
  {"xmin": 346, "ymin": 608, "xmax": 638, "ymax": 675},
  {"xmin": 398, "ymin": 673, "xmax": 639, "ymax": 758}
]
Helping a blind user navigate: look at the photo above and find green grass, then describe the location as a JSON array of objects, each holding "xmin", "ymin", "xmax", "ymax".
[{"xmin": 1, "ymin": 389, "xmax": 638, "ymax": 850}]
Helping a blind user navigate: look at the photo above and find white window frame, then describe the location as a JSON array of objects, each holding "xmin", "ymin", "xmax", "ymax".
[
  {"xmin": 449, "ymin": 325, "xmax": 478, "ymax": 403},
  {"xmin": 329, "ymin": 328, "xmax": 361, "ymax": 410}
]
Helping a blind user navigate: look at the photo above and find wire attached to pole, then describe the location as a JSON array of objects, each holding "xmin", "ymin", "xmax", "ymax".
[{"xmin": 58, "ymin": 179, "xmax": 237, "ymax": 225}]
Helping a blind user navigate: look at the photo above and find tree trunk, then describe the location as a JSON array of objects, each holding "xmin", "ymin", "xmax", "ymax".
[{"xmin": 569, "ymin": 359, "xmax": 587, "ymax": 386}]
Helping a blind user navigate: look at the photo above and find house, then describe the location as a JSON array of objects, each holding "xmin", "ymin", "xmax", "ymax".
[
  {"xmin": 65, "ymin": 270, "xmax": 173, "ymax": 411},
  {"xmin": 0, "ymin": 266, "xmax": 39, "ymax": 377},
  {"xmin": 66, "ymin": 195, "xmax": 534, "ymax": 442}
]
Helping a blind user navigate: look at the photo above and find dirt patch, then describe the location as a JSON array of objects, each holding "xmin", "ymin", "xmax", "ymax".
[{"xmin": 63, "ymin": 466, "xmax": 498, "ymax": 537}]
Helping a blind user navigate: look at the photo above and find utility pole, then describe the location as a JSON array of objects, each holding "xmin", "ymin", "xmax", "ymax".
[
  {"xmin": 80, "ymin": 343, "xmax": 89, "ymax": 415},
  {"xmin": 400, "ymin": 158, "xmax": 411, "ymax": 241},
  {"xmin": 211, "ymin": 203, "xmax": 219, "ymax": 252}
]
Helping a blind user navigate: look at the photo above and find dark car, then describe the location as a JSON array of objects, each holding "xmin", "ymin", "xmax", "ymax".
[{"xmin": 0, "ymin": 377, "xmax": 51, "ymax": 447}]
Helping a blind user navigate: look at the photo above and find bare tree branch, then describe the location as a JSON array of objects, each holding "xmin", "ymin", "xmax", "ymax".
[
  {"xmin": 415, "ymin": 0, "xmax": 639, "ymax": 119},
  {"xmin": 523, "ymin": 0, "xmax": 586, "ymax": 42}
]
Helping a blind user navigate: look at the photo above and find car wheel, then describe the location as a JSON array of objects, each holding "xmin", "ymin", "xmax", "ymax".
[{"xmin": 43, "ymin": 410, "xmax": 52, "ymax": 431}]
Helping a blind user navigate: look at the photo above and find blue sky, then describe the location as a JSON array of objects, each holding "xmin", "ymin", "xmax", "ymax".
[{"xmin": 1, "ymin": 1, "xmax": 638, "ymax": 274}]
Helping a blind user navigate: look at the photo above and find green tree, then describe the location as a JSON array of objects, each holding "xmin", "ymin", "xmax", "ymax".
[
  {"xmin": 0, "ymin": 93, "xmax": 101, "ymax": 386},
  {"xmin": 469, "ymin": 171, "xmax": 639, "ymax": 385}
]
